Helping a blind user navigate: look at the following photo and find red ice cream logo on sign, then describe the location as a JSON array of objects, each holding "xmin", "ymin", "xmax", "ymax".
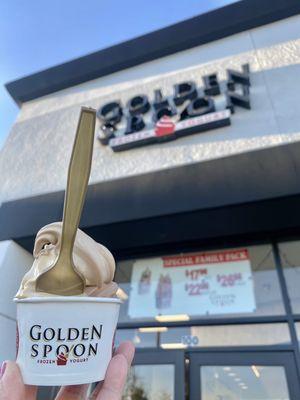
[{"xmin": 155, "ymin": 116, "xmax": 175, "ymax": 137}]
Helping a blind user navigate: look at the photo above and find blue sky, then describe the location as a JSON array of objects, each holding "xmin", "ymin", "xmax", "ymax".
[{"xmin": 0, "ymin": 0, "xmax": 237, "ymax": 149}]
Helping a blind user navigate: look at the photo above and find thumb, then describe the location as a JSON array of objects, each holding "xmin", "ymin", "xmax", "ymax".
[{"xmin": 0, "ymin": 361, "xmax": 37, "ymax": 400}]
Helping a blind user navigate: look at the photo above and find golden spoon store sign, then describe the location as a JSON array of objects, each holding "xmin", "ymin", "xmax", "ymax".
[
  {"xmin": 97, "ymin": 64, "xmax": 251, "ymax": 152},
  {"xmin": 128, "ymin": 249, "xmax": 256, "ymax": 318}
]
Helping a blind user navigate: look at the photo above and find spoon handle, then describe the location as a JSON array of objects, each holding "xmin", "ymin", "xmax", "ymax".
[{"xmin": 59, "ymin": 107, "xmax": 96, "ymax": 263}]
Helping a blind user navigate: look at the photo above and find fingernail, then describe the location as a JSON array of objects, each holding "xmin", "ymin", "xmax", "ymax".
[{"xmin": 0, "ymin": 361, "xmax": 7, "ymax": 379}]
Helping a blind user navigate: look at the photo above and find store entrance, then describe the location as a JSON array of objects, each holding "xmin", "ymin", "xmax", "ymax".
[
  {"xmin": 189, "ymin": 351, "xmax": 300, "ymax": 400},
  {"xmin": 125, "ymin": 350, "xmax": 185, "ymax": 400},
  {"xmin": 124, "ymin": 349, "xmax": 300, "ymax": 399}
]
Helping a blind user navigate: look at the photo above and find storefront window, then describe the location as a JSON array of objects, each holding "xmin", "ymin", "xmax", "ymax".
[
  {"xmin": 200, "ymin": 366, "xmax": 290, "ymax": 399},
  {"xmin": 160, "ymin": 323, "xmax": 290, "ymax": 348},
  {"xmin": 295, "ymin": 322, "xmax": 300, "ymax": 348},
  {"xmin": 122, "ymin": 365, "xmax": 174, "ymax": 400},
  {"xmin": 115, "ymin": 245, "xmax": 285, "ymax": 324},
  {"xmin": 116, "ymin": 323, "xmax": 290, "ymax": 349},
  {"xmin": 278, "ymin": 241, "xmax": 300, "ymax": 314},
  {"xmin": 115, "ymin": 329, "xmax": 158, "ymax": 349}
]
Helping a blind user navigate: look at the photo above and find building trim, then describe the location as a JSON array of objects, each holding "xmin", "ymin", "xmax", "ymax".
[
  {"xmin": 2, "ymin": 141, "xmax": 300, "ymax": 253},
  {"xmin": 5, "ymin": 0, "xmax": 300, "ymax": 105}
]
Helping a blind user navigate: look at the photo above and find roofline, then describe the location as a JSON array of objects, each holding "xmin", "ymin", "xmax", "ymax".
[{"xmin": 5, "ymin": 0, "xmax": 300, "ymax": 105}]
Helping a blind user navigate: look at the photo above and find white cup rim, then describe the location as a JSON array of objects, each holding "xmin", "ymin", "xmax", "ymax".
[{"xmin": 14, "ymin": 296, "xmax": 122, "ymax": 304}]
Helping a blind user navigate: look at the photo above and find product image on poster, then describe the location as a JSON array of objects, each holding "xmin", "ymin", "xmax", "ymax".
[
  {"xmin": 155, "ymin": 274, "xmax": 172, "ymax": 309},
  {"xmin": 128, "ymin": 249, "xmax": 256, "ymax": 318},
  {"xmin": 138, "ymin": 268, "xmax": 152, "ymax": 295}
]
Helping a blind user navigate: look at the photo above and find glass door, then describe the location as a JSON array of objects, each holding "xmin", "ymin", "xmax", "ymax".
[
  {"xmin": 190, "ymin": 351, "xmax": 300, "ymax": 400},
  {"xmin": 123, "ymin": 350, "xmax": 184, "ymax": 400}
]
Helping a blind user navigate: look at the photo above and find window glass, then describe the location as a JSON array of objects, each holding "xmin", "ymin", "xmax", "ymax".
[
  {"xmin": 123, "ymin": 365, "xmax": 174, "ymax": 400},
  {"xmin": 115, "ymin": 323, "xmax": 290, "ymax": 350},
  {"xmin": 279, "ymin": 240, "xmax": 300, "ymax": 313},
  {"xmin": 115, "ymin": 329, "xmax": 157, "ymax": 349},
  {"xmin": 159, "ymin": 323, "xmax": 290, "ymax": 349},
  {"xmin": 294, "ymin": 322, "xmax": 300, "ymax": 346},
  {"xmin": 201, "ymin": 366, "xmax": 290, "ymax": 399},
  {"xmin": 115, "ymin": 245, "xmax": 285, "ymax": 324}
]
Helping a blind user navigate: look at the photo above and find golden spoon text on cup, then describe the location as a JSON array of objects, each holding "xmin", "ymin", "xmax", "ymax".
[{"xmin": 36, "ymin": 107, "xmax": 96, "ymax": 296}]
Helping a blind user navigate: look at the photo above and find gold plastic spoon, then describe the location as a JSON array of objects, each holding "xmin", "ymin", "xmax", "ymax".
[{"xmin": 36, "ymin": 107, "xmax": 96, "ymax": 295}]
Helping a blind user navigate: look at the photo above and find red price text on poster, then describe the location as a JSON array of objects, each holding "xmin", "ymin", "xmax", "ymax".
[
  {"xmin": 185, "ymin": 281, "xmax": 209, "ymax": 296},
  {"xmin": 217, "ymin": 273, "xmax": 242, "ymax": 287},
  {"xmin": 185, "ymin": 268, "xmax": 207, "ymax": 281}
]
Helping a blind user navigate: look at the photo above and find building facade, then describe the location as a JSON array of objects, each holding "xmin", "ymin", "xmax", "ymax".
[{"xmin": 1, "ymin": 1, "xmax": 300, "ymax": 398}]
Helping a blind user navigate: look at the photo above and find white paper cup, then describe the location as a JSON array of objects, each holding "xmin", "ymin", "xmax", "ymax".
[{"xmin": 14, "ymin": 296, "xmax": 121, "ymax": 386}]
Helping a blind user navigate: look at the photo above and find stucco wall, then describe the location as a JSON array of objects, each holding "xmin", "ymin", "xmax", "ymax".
[{"xmin": 0, "ymin": 15, "xmax": 300, "ymax": 203}]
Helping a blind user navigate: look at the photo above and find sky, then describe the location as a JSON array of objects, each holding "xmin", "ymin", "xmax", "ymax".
[{"xmin": 0, "ymin": 0, "xmax": 237, "ymax": 149}]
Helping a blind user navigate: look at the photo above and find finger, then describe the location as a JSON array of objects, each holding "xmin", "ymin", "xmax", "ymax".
[
  {"xmin": 55, "ymin": 384, "xmax": 89, "ymax": 400},
  {"xmin": 0, "ymin": 361, "xmax": 37, "ymax": 400},
  {"xmin": 114, "ymin": 341, "xmax": 135, "ymax": 366},
  {"xmin": 88, "ymin": 381, "xmax": 103, "ymax": 400},
  {"xmin": 96, "ymin": 354, "xmax": 128, "ymax": 400},
  {"xmin": 90, "ymin": 341, "xmax": 135, "ymax": 400}
]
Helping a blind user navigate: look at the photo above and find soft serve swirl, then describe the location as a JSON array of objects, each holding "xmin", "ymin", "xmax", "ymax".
[{"xmin": 15, "ymin": 222, "xmax": 118, "ymax": 298}]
